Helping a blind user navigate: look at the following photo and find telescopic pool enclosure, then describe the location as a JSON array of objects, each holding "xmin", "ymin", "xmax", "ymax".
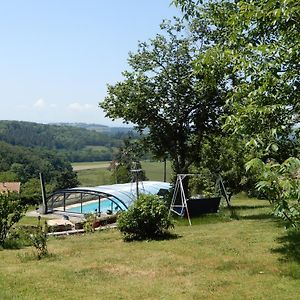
[{"xmin": 44, "ymin": 181, "xmax": 171, "ymax": 215}]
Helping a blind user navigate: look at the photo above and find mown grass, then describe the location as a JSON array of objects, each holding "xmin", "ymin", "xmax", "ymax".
[
  {"xmin": 141, "ymin": 160, "xmax": 173, "ymax": 182},
  {"xmin": 72, "ymin": 161, "xmax": 111, "ymax": 171},
  {"xmin": 1, "ymin": 196, "xmax": 299, "ymax": 299},
  {"xmin": 76, "ymin": 168, "xmax": 112, "ymax": 186}
]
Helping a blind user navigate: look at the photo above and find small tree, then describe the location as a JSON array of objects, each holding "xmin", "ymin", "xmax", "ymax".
[
  {"xmin": 246, "ymin": 157, "xmax": 300, "ymax": 227},
  {"xmin": 117, "ymin": 194, "xmax": 174, "ymax": 241},
  {"xmin": 0, "ymin": 193, "xmax": 27, "ymax": 246},
  {"xmin": 30, "ymin": 227, "xmax": 48, "ymax": 259},
  {"xmin": 110, "ymin": 138, "xmax": 147, "ymax": 184}
]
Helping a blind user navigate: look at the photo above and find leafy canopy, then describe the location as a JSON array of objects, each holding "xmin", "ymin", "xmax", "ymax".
[
  {"xmin": 174, "ymin": 0, "xmax": 300, "ymax": 226},
  {"xmin": 101, "ymin": 19, "xmax": 228, "ymax": 175},
  {"xmin": 174, "ymin": 0, "xmax": 299, "ymax": 147}
]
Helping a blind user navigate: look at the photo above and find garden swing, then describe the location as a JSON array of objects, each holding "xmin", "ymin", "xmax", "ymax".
[{"xmin": 169, "ymin": 174, "xmax": 231, "ymax": 225}]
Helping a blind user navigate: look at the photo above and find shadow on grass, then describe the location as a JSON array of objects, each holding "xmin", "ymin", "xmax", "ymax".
[
  {"xmin": 271, "ymin": 229, "xmax": 300, "ymax": 263},
  {"xmin": 173, "ymin": 212, "xmax": 235, "ymax": 226},
  {"xmin": 239, "ymin": 213, "xmax": 275, "ymax": 221},
  {"xmin": 231, "ymin": 204, "xmax": 270, "ymax": 210},
  {"xmin": 18, "ymin": 252, "xmax": 59, "ymax": 262},
  {"xmin": 122, "ymin": 232, "xmax": 181, "ymax": 242}
]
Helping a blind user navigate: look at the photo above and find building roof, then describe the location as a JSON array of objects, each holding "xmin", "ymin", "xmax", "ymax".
[{"xmin": 0, "ymin": 182, "xmax": 21, "ymax": 194}]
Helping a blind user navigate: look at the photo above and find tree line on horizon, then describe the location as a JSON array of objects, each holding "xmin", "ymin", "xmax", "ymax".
[{"xmin": 0, "ymin": 120, "xmax": 138, "ymax": 204}]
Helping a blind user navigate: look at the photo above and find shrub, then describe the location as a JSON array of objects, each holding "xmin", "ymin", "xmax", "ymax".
[
  {"xmin": 2, "ymin": 227, "xmax": 32, "ymax": 249},
  {"xmin": 83, "ymin": 213, "xmax": 96, "ymax": 233},
  {"xmin": 29, "ymin": 227, "xmax": 48, "ymax": 259},
  {"xmin": 246, "ymin": 157, "xmax": 300, "ymax": 228},
  {"xmin": 0, "ymin": 193, "xmax": 27, "ymax": 246},
  {"xmin": 117, "ymin": 194, "xmax": 174, "ymax": 241}
]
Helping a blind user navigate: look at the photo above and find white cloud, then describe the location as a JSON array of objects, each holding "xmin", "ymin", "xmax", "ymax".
[
  {"xmin": 68, "ymin": 102, "xmax": 94, "ymax": 112},
  {"xmin": 33, "ymin": 98, "xmax": 46, "ymax": 109}
]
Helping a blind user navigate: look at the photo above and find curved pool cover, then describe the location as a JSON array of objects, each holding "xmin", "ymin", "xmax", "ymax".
[{"xmin": 45, "ymin": 181, "xmax": 171, "ymax": 215}]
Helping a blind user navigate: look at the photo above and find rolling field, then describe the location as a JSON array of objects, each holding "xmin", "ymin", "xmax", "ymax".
[
  {"xmin": 1, "ymin": 196, "xmax": 299, "ymax": 299},
  {"xmin": 73, "ymin": 160, "xmax": 173, "ymax": 186},
  {"xmin": 72, "ymin": 161, "xmax": 111, "ymax": 171},
  {"xmin": 72, "ymin": 161, "xmax": 112, "ymax": 186}
]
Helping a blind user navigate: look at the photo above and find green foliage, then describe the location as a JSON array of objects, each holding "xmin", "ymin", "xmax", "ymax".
[
  {"xmin": 29, "ymin": 227, "xmax": 49, "ymax": 259},
  {"xmin": 0, "ymin": 140, "xmax": 77, "ymax": 184},
  {"xmin": 0, "ymin": 120, "xmax": 139, "ymax": 164},
  {"xmin": 0, "ymin": 120, "xmax": 137, "ymax": 202},
  {"xmin": 0, "ymin": 120, "xmax": 122, "ymax": 152},
  {"xmin": 117, "ymin": 194, "xmax": 174, "ymax": 241},
  {"xmin": 246, "ymin": 157, "xmax": 300, "ymax": 227},
  {"xmin": 0, "ymin": 193, "xmax": 27, "ymax": 246},
  {"xmin": 175, "ymin": 0, "xmax": 299, "ymax": 147},
  {"xmin": 53, "ymin": 167, "xmax": 79, "ymax": 190},
  {"xmin": 192, "ymin": 135, "xmax": 249, "ymax": 194},
  {"xmin": 0, "ymin": 139, "xmax": 80, "ymax": 202},
  {"xmin": 0, "ymin": 171, "xmax": 18, "ymax": 182},
  {"xmin": 174, "ymin": 0, "xmax": 300, "ymax": 224},
  {"xmin": 188, "ymin": 169, "xmax": 216, "ymax": 197},
  {"xmin": 83, "ymin": 214, "xmax": 96, "ymax": 233},
  {"xmin": 109, "ymin": 138, "xmax": 148, "ymax": 184},
  {"xmin": 101, "ymin": 19, "xmax": 227, "ymax": 177},
  {"xmin": 20, "ymin": 178, "xmax": 43, "ymax": 205},
  {"xmin": 1, "ymin": 227, "xmax": 32, "ymax": 249},
  {"xmin": 111, "ymin": 164, "xmax": 131, "ymax": 184}
]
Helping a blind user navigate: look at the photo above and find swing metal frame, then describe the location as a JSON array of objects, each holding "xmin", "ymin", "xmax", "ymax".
[{"xmin": 169, "ymin": 174, "xmax": 231, "ymax": 226}]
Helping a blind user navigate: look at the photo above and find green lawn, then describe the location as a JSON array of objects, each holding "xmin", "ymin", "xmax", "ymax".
[
  {"xmin": 72, "ymin": 161, "xmax": 111, "ymax": 171},
  {"xmin": 1, "ymin": 196, "xmax": 299, "ymax": 299},
  {"xmin": 75, "ymin": 168, "xmax": 112, "ymax": 186},
  {"xmin": 141, "ymin": 160, "xmax": 173, "ymax": 182}
]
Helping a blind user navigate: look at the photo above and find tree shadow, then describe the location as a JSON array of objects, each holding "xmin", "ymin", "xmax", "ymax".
[
  {"xmin": 271, "ymin": 229, "xmax": 300, "ymax": 263},
  {"xmin": 123, "ymin": 232, "xmax": 182, "ymax": 242},
  {"xmin": 231, "ymin": 204, "xmax": 270, "ymax": 210},
  {"xmin": 239, "ymin": 213, "xmax": 275, "ymax": 221}
]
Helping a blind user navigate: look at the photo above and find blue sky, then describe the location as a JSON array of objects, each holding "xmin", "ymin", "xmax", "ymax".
[{"xmin": 0, "ymin": 0, "xmax": 180, "ymax": 126}]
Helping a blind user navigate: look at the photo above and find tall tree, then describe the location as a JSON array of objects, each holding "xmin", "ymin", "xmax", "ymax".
[
  {"xmin": 100, "ymin": 20, "xmax": 228, "ymax": 178},
  {"xmin": 174, "ymin": 0, "xmax": 299, "ymax": 152},
  {"xmin": 174, "ymin": 0, "xmax": 300, "ymax": 225}
]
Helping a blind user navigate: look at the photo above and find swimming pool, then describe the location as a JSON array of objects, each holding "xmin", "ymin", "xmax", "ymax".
[
  {"xmin": 46, "ymin": 181, "xmax": 171, "ymax": 215},
  {"xmin": 67, "ymin": 199, "xmax": 120, "ymax": 214}
]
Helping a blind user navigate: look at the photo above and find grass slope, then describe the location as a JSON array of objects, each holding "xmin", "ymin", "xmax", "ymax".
[{"xmin": 0, "ymin": 197, "xmax": 299, "ymax": 299}]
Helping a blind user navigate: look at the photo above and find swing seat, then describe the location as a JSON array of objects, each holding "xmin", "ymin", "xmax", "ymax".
[{"xmin": 187, "ymin": 196, "xmax": 221, "ymax": 216}]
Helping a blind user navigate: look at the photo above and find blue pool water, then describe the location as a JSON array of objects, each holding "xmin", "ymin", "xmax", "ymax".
[{"xmin": 67, "ymin": 199, "xmax": 118, "ymax": 214}]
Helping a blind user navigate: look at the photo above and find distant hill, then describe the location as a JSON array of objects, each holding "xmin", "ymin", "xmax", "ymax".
[
  {"xmin": 0, "ymin": 120, "xmax": 135, "ymax": 162},
  {"xmin": 52, "ymin": 122, "xmax": 135, "ymax": 135},
  {"xmin": 0, "ymin": 120, "xmax": 129, "ymax": 149},
  {"xmin": 0, "ymin": 120, "xmax": 137, "ymax": 202}
]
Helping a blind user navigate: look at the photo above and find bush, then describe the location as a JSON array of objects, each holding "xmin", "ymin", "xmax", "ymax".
[
  {"xmin": 29, "ymin": 226, "xmax": 49, "ymax": 259},
  {"xmin": 0, "ymin": 193, "xmax": 27, "ymax": 246},
  {"xmin": 117, "ymin": 194, "xmax": 174, "ymax": 241},
  {"xmin": 2, "ymin": 227, "xmax": 33, "ymax": 249},
  {"xmin": 246, "ymin": 157, "xmax": 300, "ymax": 228}
]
